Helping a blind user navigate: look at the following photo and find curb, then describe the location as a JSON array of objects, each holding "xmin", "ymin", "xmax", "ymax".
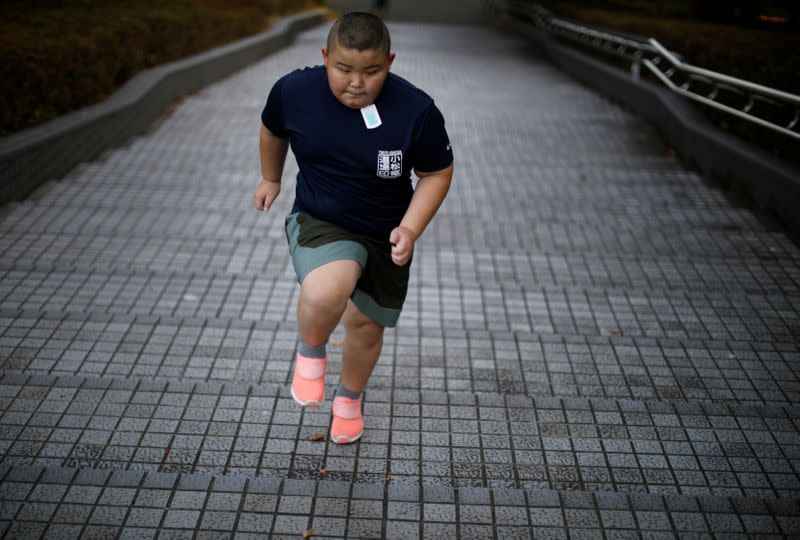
[
  {"xmin": 0, "ymin": 9, "xmax": 326, "ymax": 207},
  {"xmin": 504, "ymin": 18, "xmax": 800, "ymax": 243}
]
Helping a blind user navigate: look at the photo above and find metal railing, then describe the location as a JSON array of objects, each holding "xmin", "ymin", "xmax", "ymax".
[{"xmin": 495, "ymin": 1, "xmax": 800, "ymax": 141}]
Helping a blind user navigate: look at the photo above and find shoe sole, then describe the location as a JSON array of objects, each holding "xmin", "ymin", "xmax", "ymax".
[
  {"xmin": 331, "ymin": 431, "xmax": 362, "ymax": 444},
  {"xmin": 290, "ymin": 384, "xmax": 323, "ymax": 407}
]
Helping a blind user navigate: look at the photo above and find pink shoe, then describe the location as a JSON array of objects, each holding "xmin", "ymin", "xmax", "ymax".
[
  {"xmin": 331, "ymin": 396, "xmax": 363, "ymax": 444},
  {"xmin": 290, "ymin": 353, "xmax": 326, "ymax": 407}
]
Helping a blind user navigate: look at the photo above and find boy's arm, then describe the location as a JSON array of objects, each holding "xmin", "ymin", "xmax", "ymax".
[
  {"xmin": 390, "ymin": 163, "xmax": 454, "ymax": 265},
  {"xmin": 253, "ymin": 124, "xmax": 290, "ymax": 211}
]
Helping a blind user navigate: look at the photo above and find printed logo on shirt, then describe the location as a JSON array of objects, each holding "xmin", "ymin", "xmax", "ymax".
[{"xmin": 377, "ymin": 150, "xmax": 403, "ymax": 179}]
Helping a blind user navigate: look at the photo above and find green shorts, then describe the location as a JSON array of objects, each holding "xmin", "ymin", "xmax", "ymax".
[{"xmin": 285, "ymin": 212, "xmax": 410, "ymax": 328}]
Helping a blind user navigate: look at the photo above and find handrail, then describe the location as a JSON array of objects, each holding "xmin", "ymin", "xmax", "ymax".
[{"xmin": 496, "ymin": 0, "xmax": 800, "ymax": 140}]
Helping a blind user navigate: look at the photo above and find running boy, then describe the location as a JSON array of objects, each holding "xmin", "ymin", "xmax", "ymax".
[{"xmin": 253, "ymin": 12, "xmax": 453, "ymax": 444}]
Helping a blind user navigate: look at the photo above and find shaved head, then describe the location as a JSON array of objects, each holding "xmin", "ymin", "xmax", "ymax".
[{"xmin": 327, "ymin": 12, "xmax": 391, "ymax": 55}]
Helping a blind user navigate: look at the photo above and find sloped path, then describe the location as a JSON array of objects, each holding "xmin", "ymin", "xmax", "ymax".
[{"xmin": 1, "ymin": 22, "xmax": 799, "ymax": 538}]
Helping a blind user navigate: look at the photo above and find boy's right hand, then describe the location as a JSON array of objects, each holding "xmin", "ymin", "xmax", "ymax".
[{"xmin": 253, "ymin": 178, "xmax": 281, "ymax": 211}]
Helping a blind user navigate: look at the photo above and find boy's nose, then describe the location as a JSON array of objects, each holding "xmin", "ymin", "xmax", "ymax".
[{"xmin": 350, "ymin": 75, "xmax": 364, "ymax": 88}]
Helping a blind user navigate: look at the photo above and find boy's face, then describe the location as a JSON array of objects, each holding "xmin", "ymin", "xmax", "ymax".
[{"xmin": 322, "ymin": 43, "xmax": 395, "ymax": 109}]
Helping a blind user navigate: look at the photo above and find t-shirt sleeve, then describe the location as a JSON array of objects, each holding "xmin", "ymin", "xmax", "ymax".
[
  {"xmin": 412, "ymin": 102, "xmax": 453, "ymax": 173},
  {"xmin": 261, "ymin": 76, "xmax": 289, "ymax": 137}
]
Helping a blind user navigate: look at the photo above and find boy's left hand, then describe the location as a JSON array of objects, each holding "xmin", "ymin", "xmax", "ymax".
[{"xmin": 389, "ymin": 226, "xmax": 416, "ymax": 266}]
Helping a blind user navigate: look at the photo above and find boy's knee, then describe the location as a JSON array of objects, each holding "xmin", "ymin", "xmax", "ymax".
[
  {"xmin": 345, "ymin": 315, "xmax": 384, "ymax": 347},
  {"xmin": 300, "ymin": 260, "xmax": 361, "ymax": 309},
  {"xmin": 300, "ymin": 283, "xmax": 350, "ymax": 315}
]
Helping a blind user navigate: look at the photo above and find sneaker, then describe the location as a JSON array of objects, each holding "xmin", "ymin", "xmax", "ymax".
[
  {"xmin": 331, "ymin": 396, "xmax": 363, "ymax": 444},
  {"xmin": 290, "ymin": 353, "xmax": 326, "ymax": 407}
]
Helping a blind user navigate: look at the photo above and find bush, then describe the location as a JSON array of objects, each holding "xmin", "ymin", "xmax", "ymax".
[{"xmin": 0, "ymin": 0, "xmax": 320, "ymax": 136}]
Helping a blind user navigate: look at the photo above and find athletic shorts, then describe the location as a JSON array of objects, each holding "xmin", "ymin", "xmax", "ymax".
[{"xmin": 285, "ymin": 212, "xmax": 410, "ymax": 328}]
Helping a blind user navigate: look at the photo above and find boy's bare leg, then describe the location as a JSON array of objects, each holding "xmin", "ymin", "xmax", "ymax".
[
  {"xmin": 340, "ymin": 300, "xmax": 385, "ymax": 392},
  {"xmin": 297, "ymin": 260, "xmax": 362, "ymax": 346}
]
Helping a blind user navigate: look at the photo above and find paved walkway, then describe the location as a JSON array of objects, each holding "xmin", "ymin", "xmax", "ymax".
[{"xmin": 1, "ymin": 22, "xmax": 800, "ymax": 538}]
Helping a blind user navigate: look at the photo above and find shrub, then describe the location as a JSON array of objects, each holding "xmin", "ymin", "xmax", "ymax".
[{"xmin": 0, "ymin": 0, "xmax": 319, "ymax": 135}]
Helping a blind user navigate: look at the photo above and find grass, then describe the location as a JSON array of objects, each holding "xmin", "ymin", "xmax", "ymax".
[{"xmin": 0, "ymin": 0, "xmax": 321, "ymax": 136}]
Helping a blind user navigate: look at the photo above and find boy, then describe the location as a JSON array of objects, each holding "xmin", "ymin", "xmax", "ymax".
[{"xmin": 253, "ymin": 12, "xmax": 453, "ymax": 444}]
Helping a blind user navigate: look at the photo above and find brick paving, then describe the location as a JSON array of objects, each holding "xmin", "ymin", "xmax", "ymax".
[{"xmin": 1, "ymin": 22, "xmax": 799, "ymax": 538}]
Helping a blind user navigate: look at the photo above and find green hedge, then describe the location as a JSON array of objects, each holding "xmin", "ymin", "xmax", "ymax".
[{"xmin": 0, "ymin": 0, "xmax": 320, "ymax": 136}]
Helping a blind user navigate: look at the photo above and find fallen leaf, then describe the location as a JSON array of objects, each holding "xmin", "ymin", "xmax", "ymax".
[
  {"xmin": 303, "ymin": 529, "xmax": 314, "ymax": 538},
  {"xmin": 384, "ymin": 475, "xmax": 392, "ymax": 482},
  {"xmin": 607, "ymin": 328, "xmax": 621, "ymax": 336},
  {"xmin": 310, "ymin": 433, "xmax": 326, "ymax": 442},
  {"xmin": 319, "ymin": 468, "xmax": 327, "ymax": 477}
]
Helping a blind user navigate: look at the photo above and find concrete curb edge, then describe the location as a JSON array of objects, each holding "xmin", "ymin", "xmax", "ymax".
[{"xmin": 0, "ymin": 9, "xmax": 327, "ymax": 206}]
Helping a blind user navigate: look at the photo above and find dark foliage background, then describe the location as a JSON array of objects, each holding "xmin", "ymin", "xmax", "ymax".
[{"xmin": 1, "ymin": 0, "xmax": 320, "ymax": 136}]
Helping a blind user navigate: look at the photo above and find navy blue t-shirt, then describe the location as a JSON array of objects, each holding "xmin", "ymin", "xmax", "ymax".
[{"xmin": 261, "ymin": 66, "xmax": 453, "ymax": 239}]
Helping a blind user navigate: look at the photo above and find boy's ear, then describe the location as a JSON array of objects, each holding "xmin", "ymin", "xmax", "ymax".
[
  {"xmin": 321, "ymin": 48, "xmax": 329, "ymax": 66},
  {"xmin": 387, "ymin": 52, "xmax": 396, "ymax": 68}
]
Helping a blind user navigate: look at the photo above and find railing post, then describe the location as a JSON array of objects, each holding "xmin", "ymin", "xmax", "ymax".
[{"xmin": 631, "ymin": 51, "xmax": 642, "ymax": 80}]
